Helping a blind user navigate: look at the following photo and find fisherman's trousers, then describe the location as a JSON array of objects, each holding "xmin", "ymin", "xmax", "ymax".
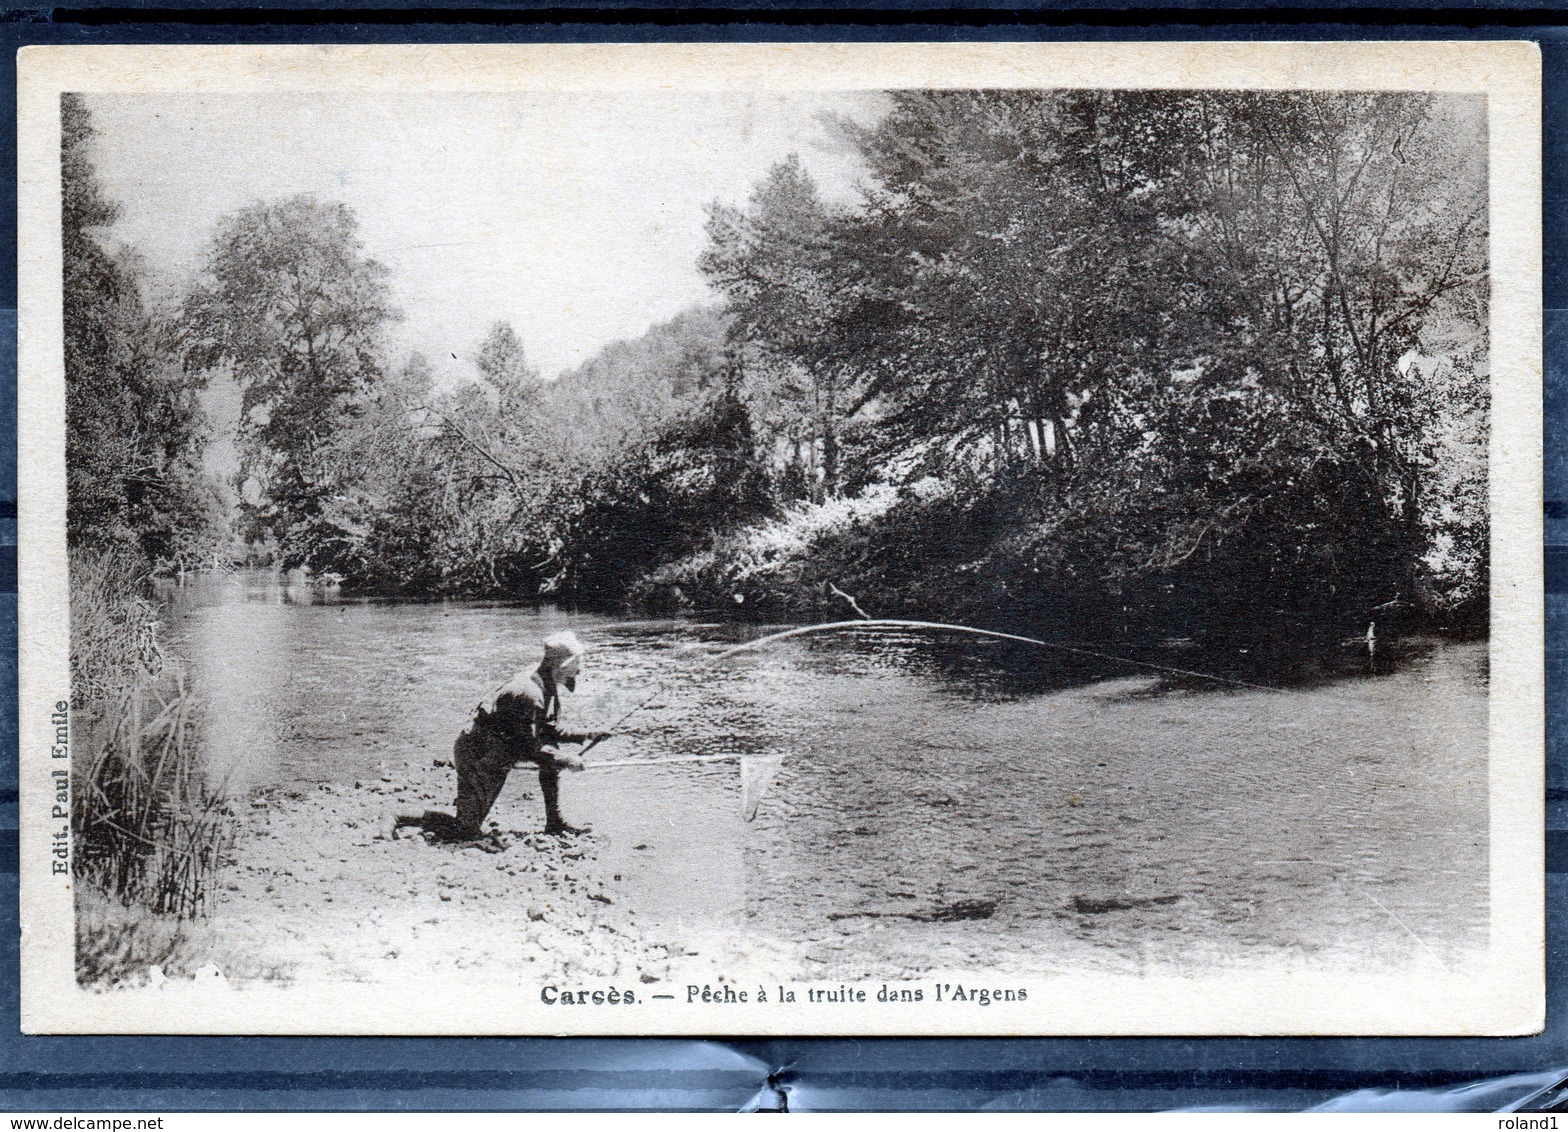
[
  {"xmin": 453, "ymin": 722, "xmax": 514, "ymax": 835},
  {"xmin": 453, "ymin": 720, "xmax": 562, "ymax": 835}
]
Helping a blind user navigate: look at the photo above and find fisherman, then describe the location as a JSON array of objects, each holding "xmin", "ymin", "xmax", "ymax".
[
  {"xmin": 406, "ymin": 630, "xmax": 608, "ymax": 841},
  {"xmin": 463, "ymin": 630, "xmax": 611, "ymax": 836}
]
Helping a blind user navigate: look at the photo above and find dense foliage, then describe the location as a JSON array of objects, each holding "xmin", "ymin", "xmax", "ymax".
[
  {"xmin": 680, "ymin": 90, "xmax": 1489, "ymax": 637},
  {"xmin": 64, "ymin": 94, "xmax": 220, "ymax": 573},
  {"xmin": 64, "ymin": 97, "xmax": 230, "ymax": 944},
  {"xmin": 57, "ymin": 89, "xmax": 1495, "ymax": 988},
  {"xmin": 68, "ymin": 88, "xmax": 1490, "ymax": 649},
  {"xmin": 181, "ymin": 194, "xmax": 400, "ymax": 566}
]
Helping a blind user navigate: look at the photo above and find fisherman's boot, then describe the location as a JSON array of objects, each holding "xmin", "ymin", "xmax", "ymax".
[
  {"xmin": 539, "ymin": 767, "xmax": 589, "ymax": 836},
  {"xmin": 390, "ymin": 810, "xmax": 470, "ymax": 842}
]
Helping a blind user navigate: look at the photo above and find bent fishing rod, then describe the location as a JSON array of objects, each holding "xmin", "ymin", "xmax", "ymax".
[{"xmin": 577, "ymin": 617, "xmax": 1287, "ymax": 770}]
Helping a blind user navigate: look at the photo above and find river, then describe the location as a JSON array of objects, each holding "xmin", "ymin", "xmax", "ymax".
[{"xmin": 162, "ymin": 570, "xmax": 1491, "ymax": 975}]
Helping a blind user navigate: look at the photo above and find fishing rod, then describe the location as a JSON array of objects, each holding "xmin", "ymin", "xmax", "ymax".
[
  {"xmin": 576, "ymin": 616, "xmax": 1286, "ymax": 768},
  {"xmin": 701, "ymin": 619, "xmax": 1288, "ymax": 694},
  {"xmin": 575, "ymin": 686, "xmax": 673, "ymax": 759}
]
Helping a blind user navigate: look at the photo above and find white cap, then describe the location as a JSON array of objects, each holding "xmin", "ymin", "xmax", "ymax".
[{"xmin": 542, "ymin": 630, "xmax": 584, "ymax": 677}]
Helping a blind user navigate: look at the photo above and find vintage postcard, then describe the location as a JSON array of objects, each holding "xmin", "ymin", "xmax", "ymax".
[{"xmin": 18, "ymin": 41, "xmax": 1543, "ymax": 1035}]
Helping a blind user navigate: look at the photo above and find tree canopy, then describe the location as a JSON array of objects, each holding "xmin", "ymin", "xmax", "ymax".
[
  {"xmin": 65, "ymin": 88, "xmax": 1491, "ymax": 648},
  {"xmin": 182, "ymin": 194, "xmax": 400, "ymax": 564},
  {"xmin": 688, "ymin": 90, "xmax": 1488, "ymax": 629},
  {"xmin": 63, "ymin": 94, "xmax": 217, "ymax": 571}
]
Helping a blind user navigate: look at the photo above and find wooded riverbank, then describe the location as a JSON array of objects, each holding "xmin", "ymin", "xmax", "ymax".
[{"xmin": 62, "ymin": 86, "xmax": 1491, "ymax": 982}]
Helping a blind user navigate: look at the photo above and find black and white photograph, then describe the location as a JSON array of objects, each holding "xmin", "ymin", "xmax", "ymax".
[{"xmin": 17, "ymin": 42, "xmax": 1543, "ymax": 1035}]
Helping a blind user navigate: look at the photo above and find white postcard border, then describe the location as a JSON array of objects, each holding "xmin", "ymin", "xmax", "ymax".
[{"xmin": 17, "ymin": 40, "xmax": 1544, "ymax": 1035}]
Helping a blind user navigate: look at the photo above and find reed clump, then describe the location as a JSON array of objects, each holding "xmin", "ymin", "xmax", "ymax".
[
  {"xmin": 73, "ymin": 668, "xmax": 233, "ymax": 918},
  {"xmin": 70, "ymin": 548, "xmax": 235, "ymax": 983}
]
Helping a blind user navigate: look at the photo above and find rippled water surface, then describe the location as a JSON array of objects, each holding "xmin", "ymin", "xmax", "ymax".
[{"xmin": 167, "ymin": 571, "xmax": 1490, "ymax": 972}]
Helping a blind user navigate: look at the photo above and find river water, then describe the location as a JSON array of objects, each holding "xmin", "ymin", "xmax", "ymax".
[{"xmin": 163, "ymin": 570, "xmax": 1490, "ymax": 974}]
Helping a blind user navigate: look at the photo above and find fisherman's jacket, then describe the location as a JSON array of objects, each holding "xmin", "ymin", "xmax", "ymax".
[{"xmin": 470, "ymin": 664, "xmax": 591, "ymax": 763}]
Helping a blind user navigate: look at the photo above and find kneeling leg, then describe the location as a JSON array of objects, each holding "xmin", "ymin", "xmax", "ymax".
[
  {"xmin": 538, "ymin": 765, "xmax": 588, "ymax": 835},
  {"xmin": 454, "ymin": 728, "xmax": 511, "ymax": 837}
]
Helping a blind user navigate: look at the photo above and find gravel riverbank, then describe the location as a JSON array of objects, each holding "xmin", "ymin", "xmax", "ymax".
[{"xmin": 201, "ymin": 750, "xmax": 680, "ymax": 988}]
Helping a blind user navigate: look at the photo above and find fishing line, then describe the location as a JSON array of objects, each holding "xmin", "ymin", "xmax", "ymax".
[
  {"xmin": 700, "ymin": 619, "xmax": 1288, "ymax": 695},
  {"xmin": 576, "ymin": 618, "xmax": 1356, "ymax": 826},
  {"xmin": 576, "ymin": 686, "xmax": 672, "ymax": 758},
  {"xmin": 581, "ymin": 616, "xmax": 1284, "ymax": 765}
]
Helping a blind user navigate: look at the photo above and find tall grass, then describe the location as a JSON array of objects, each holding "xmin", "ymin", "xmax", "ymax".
[
  {"xmin": 73, "ymin": 669, "xmax": 233, "ymax": 918},
  {"xmin": 70, "ymin": 546, "xmax": 234, "ymax": 978}
]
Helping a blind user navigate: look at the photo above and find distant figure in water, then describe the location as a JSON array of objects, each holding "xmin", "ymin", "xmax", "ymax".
[{"xmin": 399, "ymin": 631, "xmax": 609, "ymax": 841}]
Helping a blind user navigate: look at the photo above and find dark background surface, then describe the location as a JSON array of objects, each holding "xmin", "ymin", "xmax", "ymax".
[{"xmin": 0, "ymin": 10, "xmax": 1564, "ymax": 1112}]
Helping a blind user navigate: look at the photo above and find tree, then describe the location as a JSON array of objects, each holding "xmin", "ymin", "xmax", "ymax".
[
  {"xmin": 551, "ymin": 389, "xmax": 775, "ymax": 602},
  {"xmin": 703, "ymin": 156, "xmax": 857, "ymax": 498},
  {"xmin": 182, "ymin": 195, "xmax": 399, "ymax": 566},
  {"xmin": 550, "ymin": 304, "xmax": 730, "ymax": 460},
  {"xmin": 693, "ymin": 89, "xmax": 1489, "ymax": 633},
  {"xmin": 1159, "ymin": 92, "xmax": 1488, "ymax": 612},
  {"xmin": 474, "ymin": 320, "xmax": 542, "ymax": 402},
  {"xmin": 63, "ymin": 94, "xmax": 215, "ymax": 570}
]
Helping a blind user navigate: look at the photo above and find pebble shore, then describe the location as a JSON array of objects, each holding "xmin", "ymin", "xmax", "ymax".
[{"xmin": 205, "ymin": 751, "xmax": 677, "ymax": 987}]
